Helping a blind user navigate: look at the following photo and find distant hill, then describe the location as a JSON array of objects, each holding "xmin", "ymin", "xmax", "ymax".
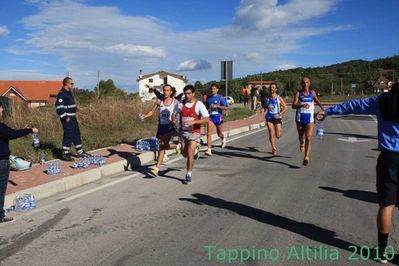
[{"xmin": 200, "ymin": 55, "xmax": 399, "ymax": 99}]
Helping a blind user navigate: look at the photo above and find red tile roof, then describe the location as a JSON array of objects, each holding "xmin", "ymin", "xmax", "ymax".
[{"xmin": 0, "ymin": 80, "xmax": 62, "ymax": 102}]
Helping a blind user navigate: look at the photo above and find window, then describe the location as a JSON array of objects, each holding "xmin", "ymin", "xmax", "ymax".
[{"xmin": 149, "ymin": 78, "xmax": 153, "ymax": 83}]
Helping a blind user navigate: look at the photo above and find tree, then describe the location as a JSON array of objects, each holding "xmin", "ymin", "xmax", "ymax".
[{"xmin": 95, "ymin": 79, "xmax": 127, "ymax": 98}]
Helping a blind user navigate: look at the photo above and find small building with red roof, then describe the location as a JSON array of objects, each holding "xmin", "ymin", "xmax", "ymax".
[{"xmin": 0, "ymin": 80, "xmax": 62, "ymax": 107}]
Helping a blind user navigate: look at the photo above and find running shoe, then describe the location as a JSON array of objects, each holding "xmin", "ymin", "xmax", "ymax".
[
  {"xmin": 205, "ymin": 148, "xmax": 212, "ymax": 156},
  {"xmin": 182, "ymin": 174, "xmax": 192, "ymax": 184},
  {"xmin": 0, "ymin": 216, "xmax": 15, "ymax": 224},
  {"xmin": 148, "ymin": 168, "xmax": 159, "ymax": 178},
  {"xmin": 175, "ymin": 146, "xmax": 181, "ymax": 156},
  {"xmin": 194, "ymin": 144, "xmax": 200, "ymax": 160},
  {"xmin": 272, "ymin": 147, "xmax": 277, "ymax": 156},
  {"xmin": 163, "ymin": 154, "xmax": 169, "ymax": 162},
  {"xmin": 221, "ymin": 137, "xmax": 227, "ymax": 148}
]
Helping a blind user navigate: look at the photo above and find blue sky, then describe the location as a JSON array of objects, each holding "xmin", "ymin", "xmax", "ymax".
[{"xmin": 0, "ymin": 0, "xmax": 398, "ymax": 91}]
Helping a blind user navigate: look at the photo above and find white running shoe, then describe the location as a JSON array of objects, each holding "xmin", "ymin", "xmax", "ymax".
[{"xmin": 221, "ymin": 137, "xmax": 227, "ymax": 148}]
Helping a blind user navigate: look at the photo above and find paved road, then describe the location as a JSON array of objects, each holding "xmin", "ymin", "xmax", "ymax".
[{"xmin": 1, "ymin": 110, "xmax": 395, "ymax": 266}]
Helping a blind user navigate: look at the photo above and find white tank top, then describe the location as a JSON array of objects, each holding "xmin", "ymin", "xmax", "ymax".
[{"xmin": 159, "ymin": 99, "xmax": 176, "ymax": 125}]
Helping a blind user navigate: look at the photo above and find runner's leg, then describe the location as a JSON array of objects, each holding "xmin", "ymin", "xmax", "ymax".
[{"xmin": 267, "ymin": 121, "xmax": 276, "ymax": 150}]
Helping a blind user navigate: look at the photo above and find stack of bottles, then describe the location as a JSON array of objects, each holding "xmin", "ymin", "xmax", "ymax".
[
  {"xmin": 47, "ymin": 161, "xmax": 61, "ymax": 175},
  {"xmin": 135, "ymin": 137, "xmax": 159, "ymax": 152},
  {"xmin": 10, "ymin": 193, "xmax": 37, "ymax": 212},
  {"xmin": 72, "ymin": 155, "xmax": 106, "ymax": 169}
]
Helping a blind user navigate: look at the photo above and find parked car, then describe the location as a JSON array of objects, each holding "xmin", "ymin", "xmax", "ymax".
[{"xmin": 226, "ymin": 96, "xmax": 234, "ymax": 105}]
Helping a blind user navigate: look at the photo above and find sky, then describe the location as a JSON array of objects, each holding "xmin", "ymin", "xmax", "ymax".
[{"xmin": 0, "ymin": 0, "xmax": 398, "ymax": 92}]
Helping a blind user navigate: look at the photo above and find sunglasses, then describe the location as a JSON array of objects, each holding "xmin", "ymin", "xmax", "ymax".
[{"xmin": 69, "ymin": 83, "xmax": 74, "ymax": 86}]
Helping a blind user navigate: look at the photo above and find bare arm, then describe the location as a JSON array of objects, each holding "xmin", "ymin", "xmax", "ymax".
[
  {"xmin": 279, "ymin": 97, "xmax": 288, "ymax": 115},
  {"xmin": 312, "ymin": 90, "xmax": 324, "ymax": 111},
  {"xmin": 292, "ymin": 92, "xmax": 301, "ymax": 109},
  {"xmin": 143, "ymin": 100, "xmax": 160, "ymax": 118}
]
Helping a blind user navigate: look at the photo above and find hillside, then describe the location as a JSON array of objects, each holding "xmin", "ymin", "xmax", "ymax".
[{"xmin": 200, "ymin": 55, "xmax": 399, "ymax": 99}]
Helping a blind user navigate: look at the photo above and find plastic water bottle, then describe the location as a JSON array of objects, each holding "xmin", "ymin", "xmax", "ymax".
[
  {"xmin": 14, "ymin": 194, "xmax": 36, "ymax": 212},
  {"xmin": 40, "ymin": 153, "xmax": 45, "ymax": 165},
  {"xmin": 148, "ymin": 137, "xmax": 159, "ymax": 151},
  {"xmin": 32, "ymin": 133, "xmax": 40, "ymax": 148},
  {"xmin": 174, "ymin": 114, "xmax": 180, "ymax": 130},
  {"xmin": 138, "ymin": 113, "xmax": 145, "ymax": 122},
  {"xmin": 316, "ymin": 120, "xmax": 324, "ymax": 140}
]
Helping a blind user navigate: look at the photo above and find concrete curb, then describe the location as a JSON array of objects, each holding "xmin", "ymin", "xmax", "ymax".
[{"xmin": 5, "ymin": 121, "xmax": 266, "ymax": 208}]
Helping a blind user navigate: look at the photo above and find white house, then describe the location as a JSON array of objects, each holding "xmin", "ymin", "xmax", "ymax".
[{"xmin": 137, "ymin": 71, "xmax": 186, "ymax": 101}]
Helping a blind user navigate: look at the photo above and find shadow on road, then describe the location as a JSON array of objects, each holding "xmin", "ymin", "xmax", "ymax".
[
  {"xmin": 319, "ymin": 186, "xmax": 378, "ymax": 204},
  {"xmin": 212, "ymin": 150, "xmax": 301, "ymax": 169},
  {"xmin": 179, "ymin": 193, "xmax": 399, "ymax": 264},
  {"xmin": 106, "ymin": 148, "xmax": 143, "ymax": 171}
]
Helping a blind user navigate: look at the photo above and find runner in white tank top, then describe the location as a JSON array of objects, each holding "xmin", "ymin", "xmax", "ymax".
[{"xmin": 142, "ymin": 84, "xmax": 181, "ymax": 177}]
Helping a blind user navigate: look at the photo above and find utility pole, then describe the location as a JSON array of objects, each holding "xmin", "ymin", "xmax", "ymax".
[
  {"xmin": 97, "ymin": 70, "xmax": 100, "ymax": 99},
  {"xmin": 340, "ymin": 77, "xmax": 343, "ymax": 95},
  {"xmin": 225, "ymin": 64, "xmax": 228, "ymax": 97}
]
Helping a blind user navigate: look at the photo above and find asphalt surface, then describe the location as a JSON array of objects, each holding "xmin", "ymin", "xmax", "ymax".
[{"xmin": 1, "ymin": 109, "xmax": 396, "ymax": 266}]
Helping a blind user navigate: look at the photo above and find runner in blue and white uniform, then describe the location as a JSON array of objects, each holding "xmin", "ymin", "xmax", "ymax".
[
  {"xmin": 142, "ymin": 84, "xmax": 179, "ymax": 177},
  {"xmin": 292, "ymin": 77, "xmax": 324, "ymax": 166},
  {"xmin": 265, "ymin": 83, "xmax": 287, "ymax": 156},
  {"xmin": 205, "ymin": 84, "xmax": 228, "ymax": 156}
]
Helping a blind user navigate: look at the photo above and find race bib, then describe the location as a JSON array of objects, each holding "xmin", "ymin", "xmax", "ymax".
[{"xmin": 181, "ymin": 117, "xmax": 194, "ymax": 131}]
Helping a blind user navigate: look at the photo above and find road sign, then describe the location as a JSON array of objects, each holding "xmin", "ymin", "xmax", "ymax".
[
  {"xmin": 351, "ymin": 83, "xmax": 356, "ymax": 89},
  {"xmin": 221, "ymin": 61, "xmax": 233, "ymax": 81}
]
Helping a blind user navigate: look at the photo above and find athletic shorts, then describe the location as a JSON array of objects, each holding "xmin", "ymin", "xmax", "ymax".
[
  {"xmin": 157, "ymin": 124, "xmax": 175, "ymax": 136},
  {"xmin": 210, "ymin": 114, "xmax": 223, "ymax": 126},
  {"xmin": 296, "ymin": 113, "xmax": 314, "ymax": 126},
  {"xmin": 266, "ymin": 117, "xmax": 282, "ymax": 125},
  {"xmin": 376, "ymin": 151, "xmax": 399, "ymax": 207},
  {"xmin": 180, "ymin": 131, "xmax": 201, "ymax": 143}
]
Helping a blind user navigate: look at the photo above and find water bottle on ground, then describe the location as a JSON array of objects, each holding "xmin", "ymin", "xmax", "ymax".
[
  {"xmin": 14, "ymin": 194, "xmax": 36, "ymax": 212},
  {"xmin": 40, "ymin": 152, "xmax": 45, "ymax": 165},
  {"xmin": 316, "ymin": 120, "xmax": 324, "ymax": 140},
  {"xmin": 148, "ymin": 137, "xmax": 159, "ymax": 151},
  {"xmin": 32, "ymin": 133, "xmax": 40, "ymax": 149}
]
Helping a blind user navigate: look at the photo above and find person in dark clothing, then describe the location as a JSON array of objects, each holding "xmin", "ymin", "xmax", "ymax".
[
  {"xmin": 55, "ymin": 77, "xmax": 89, "ymax": 161},
  {"xmin": 153, "ymin": 87, "xmax": 184, "ymax": 101},
  {"xmin": 0, "ymin": 102, "xmax": 38, "ymax": 224},
  {"xmin": 259, "ymin": 85, "xmax": 269, "ymax": 111}
]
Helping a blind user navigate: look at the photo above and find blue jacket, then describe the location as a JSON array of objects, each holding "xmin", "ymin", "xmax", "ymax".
[
  {"xmin": 55, "ymin": 88, "xmax": 78, "ymax": 120},
  {"xmin": 325, "ymin": 95, "xmax": 399, "ymax": 153}
]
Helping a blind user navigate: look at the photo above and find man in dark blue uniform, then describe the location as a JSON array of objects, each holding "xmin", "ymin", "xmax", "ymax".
[{"xmin": 56, "ymin": 77, "xmax": 89, "ymax": 161}]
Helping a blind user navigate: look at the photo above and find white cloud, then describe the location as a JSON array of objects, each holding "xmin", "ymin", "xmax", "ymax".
[
  {"xmin": 0, "ymin": 25, "xmax": 9, "ymax": 36},
  {"xmin": 274, "ymin": 64, "xmax": 297, "ymax": 71},
  {"xmin": 232, "ymin": 0, "xmax": 336, "ymax": 32},
  {"xmin": 6, "ymin": 0, "xmax": 349, "ymax": 88},
  {"xmin": 177, "ymin": 59, "xmax": 212, "ymax": 72},
  {"xmin": 105, "ymin": 44, "xmax": 165, "ymax": 58}
]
